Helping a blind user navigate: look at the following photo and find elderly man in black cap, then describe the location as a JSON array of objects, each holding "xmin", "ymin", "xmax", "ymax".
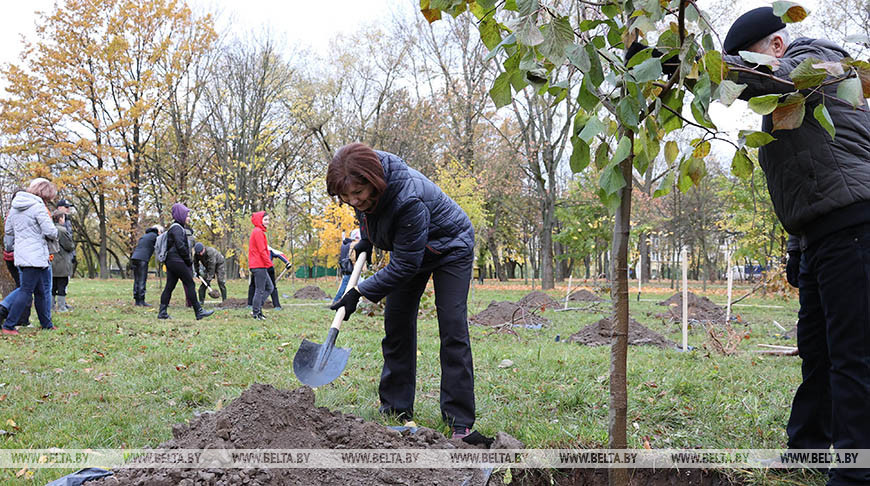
[
  {"xmin": 722, "ymin": 7, "xmax": 870, "ymax": 485},
  {"xmin": 193, "ymin": 242, "xmax": 227, "ymax": 303}
]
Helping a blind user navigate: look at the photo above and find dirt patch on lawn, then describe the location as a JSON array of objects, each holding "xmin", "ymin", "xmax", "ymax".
[
  {"xmin": 512, "ymin": 468, "xmax": 737, "ymax": 485},
  {"xmin": 215, "ymin": 298, "xmax": 279, "ymax": 310},
  {"xmin": 89, "ymin": 384, "xmax": 491, "ymax": 486},
  {"xmin": 294, "ymin": 285, "xmax": 330, "ymax": 300},
  {"xmin": 517, "ymin": 291, "xmax": 561, "ymax": 311},
  {"xmin": 568, "ymin": 289, "xmax": 605, "ymax": 302},
  {"xmin": 469, "ymin": 301, "xmax": 550, "ymax": 328},
  {"xmin": 657, "ymin": 292, "xmax": 727, "ymax": 323},
  {"xmin": 568, "ymin": 317, "xmax": 677, "ymax": 349}
]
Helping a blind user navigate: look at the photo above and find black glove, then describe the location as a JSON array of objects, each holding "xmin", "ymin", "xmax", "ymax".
[
  {"xmin": 625, "ymin": 41, "xmax": 679, "ymax": 76},
  {"xmin": 786, "ymin": 250, "xmax": 801, "ymax": 288},
  {"xmin": 330, "ymin": 287, "xmax": 361, "ymax": 320},
  {"xmin": 352, "ymin": 239, "xmax": 373, "ymax": 265}
]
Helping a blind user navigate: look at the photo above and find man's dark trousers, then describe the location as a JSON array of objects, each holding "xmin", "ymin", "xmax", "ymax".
[
  {"xmin": 787, "ymin": 223, "xmax": 870, "ymax": 485},
  {"xmin": 131, "ymin": 259, "xmax": 148, "ymax": 303},
  {"xmin": 379, "ymin": 248, "xmax": 475, "ymax": 429}
]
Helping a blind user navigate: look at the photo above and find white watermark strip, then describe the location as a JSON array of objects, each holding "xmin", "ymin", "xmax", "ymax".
[{"xmin": 0, "ymin": 449, "xmax": 867, "ymax": 469}]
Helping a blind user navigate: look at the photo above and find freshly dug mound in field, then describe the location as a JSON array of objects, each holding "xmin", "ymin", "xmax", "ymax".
[
  {"xmin": 469, "ymin": 301, "xmax": 549, "ymax": 328},
  {"xmin": 89, "ymin": 384, "xmax": 490, "ymax": 486},
  {"xmin": 215, "ymin": 298, "xmax": 279, "ymax": 310},
  {"xmin": 568, "ymin": 289, "xmax": 604, "ymax": 302},
  {"xmin": 517, "ymin": 291, "xmax": 561, "ymax": 310},
  {"xmin": 657, "ymin": 292, "xmax": 726, "ymax": 322},
  {"xmin": 294, "ymin": 285, "xmax": 330, "ymax": 300},
  {"xmin": 568, "ymin": 317, "xmax": 677, "ymax": 349}
]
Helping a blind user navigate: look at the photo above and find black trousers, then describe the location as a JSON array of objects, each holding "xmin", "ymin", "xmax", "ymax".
[
  {"xmin": 131, "ymin": 259, "xmax": 148, "ymax": 301},
  {"xmin": 379, "ymin": 248, "xmax": 475, "ymax": 429},
  {"xmin": 52, "ymin": 276, "xmax": 68, "ymax": 296},
  {"xmin": 250, "ymin": 268, "xmax": 274, "ymax": 315},
  {"xmin": 787, "ymin": 223, "xmax": 870, "ymax": 485},
  {"xmin": 247, "ymin": 266, "xmax": 279, "ymax": 307},
  {"xmin": 160, "ymin": 258, "xmax": 198, "ymax": 307}
]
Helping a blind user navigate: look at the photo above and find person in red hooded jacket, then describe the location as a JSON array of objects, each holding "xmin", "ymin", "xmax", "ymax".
[{"xmin": 248, "ymin": 211, "xmax": 273, "ymax": 320}]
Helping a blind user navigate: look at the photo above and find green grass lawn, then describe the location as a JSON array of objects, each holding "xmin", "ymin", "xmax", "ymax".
[{"xmin": 0, "ymin": 277, "xmax": 824, "ymax": 485}]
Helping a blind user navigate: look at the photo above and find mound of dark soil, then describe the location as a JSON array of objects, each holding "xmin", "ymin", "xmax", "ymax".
[
  {"xmin": 517, "ymin": 291, "xmax": 561, "ymax": 311},
  {"xmin": 294, "ymin": 286, "xmax": 330, "ymax": 300},
  {"xmin": 513, "ymin": 468, "xmax": 733, "ymax": 485},
  {"xmin": 216, "ymin": 298, "xmax": 279, "ymax": 310},
  {"xmin": 657, "ymin": 292, "xmax": 726, "ymax": 322},
  {"xmin": 90, "ymin": 384, "xmax": 488, "ymax": 486},
  {"xmin": 568, "ymin": 289, "xmax": 604, "ymax": 302},
  {"xmin": 568, "ymin": 317, "xmax": 677, "ymax": 349},
  {"xmin": 469, "ymin": 301, "xmax": 549, "ymax": 328}
]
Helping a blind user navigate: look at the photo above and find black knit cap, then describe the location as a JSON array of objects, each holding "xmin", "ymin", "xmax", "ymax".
[
  {"xmin": 723, "ymin": 7, "xmax": 786, "ymax": 55},
  {"xmin": 194, "ymin": 242, "xmax": 204, "ymax": 254}
]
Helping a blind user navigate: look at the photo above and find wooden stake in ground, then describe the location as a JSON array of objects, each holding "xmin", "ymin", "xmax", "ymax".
[
  {"xmin": 564, "ymin": 275, "xmax": 572, "ymax": 310},
  {"xmin": 682, "ymin": 248, "xmax": 688, "ymax": 352},
  {"xmin": 726, "ymin": 251, "xmax": 733, "ymax": 325},
  {"xmin": 636, "ymin": 255, "xmax": 641, "ymax": 302}
]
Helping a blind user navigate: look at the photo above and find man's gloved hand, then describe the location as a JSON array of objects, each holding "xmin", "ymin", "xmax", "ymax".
[
  {"xmin": 330, "ymin": 287, "xmax": 361, "ymax": 320},
  {"xmin": 352, "ymin": 239, "xmax": 373, "ymax": 265},
  {"xmin": 625, "ymin": 41, "xmax": 679, "ymax": 76},
  {"xmin": 786, "ymin": 250, "xmax": 801, "ymax": 288}
]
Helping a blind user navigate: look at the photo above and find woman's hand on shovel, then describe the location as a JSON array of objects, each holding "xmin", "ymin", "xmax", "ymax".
[{"xmin": 330, "ymin": 287, "xmax": 361, "ymax": 320}]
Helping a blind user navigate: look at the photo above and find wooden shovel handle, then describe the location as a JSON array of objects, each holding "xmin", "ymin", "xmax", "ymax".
[{"xmin": 330, "ymin": 252, "xmax": 367, "ymax": 331}]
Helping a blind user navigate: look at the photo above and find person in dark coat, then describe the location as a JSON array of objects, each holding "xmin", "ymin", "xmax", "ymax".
[
  {"xmin": 723, "ymin": 8, "xmax": 870, "ymax": 485},
  {"xmin": 327, "ymin": 143, "xmax": 477, "ymax": 439},
  {"xmin": 193, "ymin": 243, "xmax": 227, "ymax": 303},
  {"xmin": 130, "ymin": 225, "xmax": 161, "ymax": 307},
  {"xmin": 55, "ymin": 198, "xmax": 76, "ymax": 276},
  {"xmin": 157, "ymin": 203, "xmax": 213, "ymax": 321},
  {"xmin": 50, "ymin": 210, "xmax": 74, "ymax": 312},
  {"xmin": 333, "ymin": 228, "xmax": 360, "ymax": 303}
]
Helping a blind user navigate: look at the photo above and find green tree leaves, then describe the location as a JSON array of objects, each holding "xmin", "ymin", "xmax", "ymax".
[
  {"xmin": 813, "ymin": 104, "xmax": 835, "ymax": 139},
  {"xmin": 771, "ymin": 93, "xmax": 806, "ymax": 131}
]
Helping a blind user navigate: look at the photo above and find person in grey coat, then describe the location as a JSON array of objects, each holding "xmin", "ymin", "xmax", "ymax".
[
  {"xmin": 130, "ymin": 226, "xmax": 161, "ymax": 306},
  {"xmin": 50, "ymin": 210, "xmax": 74, "ymax": 312},
  {"xmin": 2, "ymin": 178, "xmax": 58, "ymax": 334}
]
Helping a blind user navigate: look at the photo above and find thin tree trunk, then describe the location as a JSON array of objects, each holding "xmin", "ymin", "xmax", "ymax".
[{"xmin": 608, "ymin": 132, "xmax": 633, "ymax": 486}]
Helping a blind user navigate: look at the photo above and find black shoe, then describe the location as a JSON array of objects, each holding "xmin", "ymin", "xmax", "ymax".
[
  {"xmin": 141, "ymin": 302, "xmax": 153, "ymax": 307},
  {"xmin": 195, "ymin": 306, "xmax": 214, "ymax": 320},
  {"xmin": 157, "ymin": 304, "xmax": 171, "ymax": 320}
]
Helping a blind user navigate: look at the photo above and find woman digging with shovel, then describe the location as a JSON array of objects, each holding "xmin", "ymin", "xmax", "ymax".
[{"xmin": 327, "ymin": 142, "xmax": 488, "ymax": 444}]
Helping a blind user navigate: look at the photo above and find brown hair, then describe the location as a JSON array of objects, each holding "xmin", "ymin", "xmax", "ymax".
[
  {"xmin": 52, "ymin": 209, "xmax": 65, "ymax": 223},
  {"xmin": 27, "ymin": 178, "xmax": 57, "ymax": 202},
  {"xmin": 326, "ymin": 143, "xmax": 387, "ymax": 203}
]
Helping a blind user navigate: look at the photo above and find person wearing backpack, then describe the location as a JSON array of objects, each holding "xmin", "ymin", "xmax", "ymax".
[
  {"xmin": 248, "ymin": 211, "xmax": 273, "ymax": 320},
  {"xmin": 130, "ymin": 225, "xmax": 161, "ymax": 307},
  {"xmin": 333, "ymin": 228, "xmax": 360, "ymax": 303},
  {"xmin": 157, "ymin": 203, "xmax": 213, "ymax": 320}
]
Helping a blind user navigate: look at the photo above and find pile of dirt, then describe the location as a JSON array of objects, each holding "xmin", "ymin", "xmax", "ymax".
[
  {"xmin": 469, "ymin": 301, "xmax": 549, "ymax": 328},
  {"xmin": 517, "ymin": 291, "xmax": 561, "ymax": 311},
  {"xmin": 215, "ymin": 298, "xmax": 279, "ymax": 310},
  {"xmin": 294, "ymin": 286, "xmax": 330, "ymax": 300},
  {"xmin": 657, "ymin": 292, "xmax": 726, "ymax": 323},
  {"xmin": 568, "ymin": 289, "xmax": 604, "ymax": 302},
  {"xmin": 90, "ymin": 384, "xmax": 489, "ymax": 486},
  {"xmin": 568, "ymin": 317, "xmax": 677, "ymax": 349}
]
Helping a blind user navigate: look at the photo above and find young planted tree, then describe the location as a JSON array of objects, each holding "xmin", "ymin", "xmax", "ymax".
[{"xmin": 424, "ymin": 1, "xmax": 868, "ymax": 484}]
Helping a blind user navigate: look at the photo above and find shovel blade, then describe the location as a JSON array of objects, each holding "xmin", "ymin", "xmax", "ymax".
[{"xmin": 293, "ymin": 338, "xmax": 351, "ymax": 387}]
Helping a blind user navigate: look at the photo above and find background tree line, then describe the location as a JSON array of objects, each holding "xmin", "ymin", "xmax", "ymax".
[{"xmin": 0, "ymin": 0, "xmax": 862, "ymax": 283}]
